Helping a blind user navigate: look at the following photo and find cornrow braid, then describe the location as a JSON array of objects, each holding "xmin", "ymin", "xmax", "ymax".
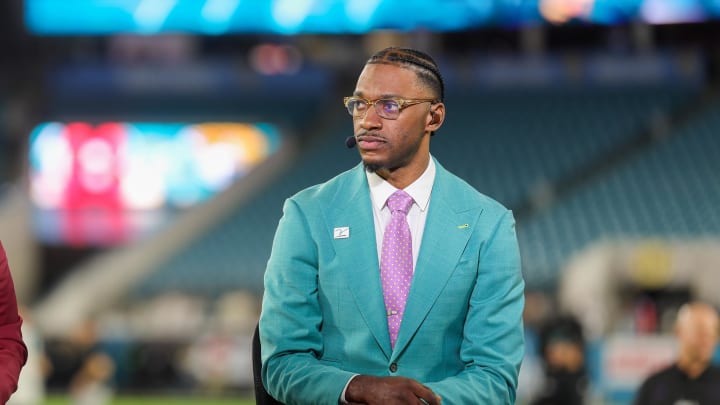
[{"xmin": 366, "ymin": 47, "xmax": 445, "ymax": 102}]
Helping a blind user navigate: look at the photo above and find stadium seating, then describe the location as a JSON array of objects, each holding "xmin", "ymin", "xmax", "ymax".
[
  {"xmin": 518, "ymin": 99, "xmax": 720, "ymax": 287},
  {"xmin": 434, "ymin": 85, "xmax": 696, "ymax": 209}
]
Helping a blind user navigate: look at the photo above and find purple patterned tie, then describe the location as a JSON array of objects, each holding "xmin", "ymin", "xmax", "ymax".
[{"xmin": 380, "ymin": 189, "xmax": 414, "ymax": 349}]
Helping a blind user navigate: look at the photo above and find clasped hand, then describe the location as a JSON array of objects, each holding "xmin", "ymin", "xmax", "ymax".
[{"xmin": 345, "ymin": 375, "xmax": 442, "ymax": 405}]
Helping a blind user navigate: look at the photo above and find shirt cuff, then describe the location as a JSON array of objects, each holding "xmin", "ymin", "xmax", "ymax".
[{"xmin": 339, "ymin": 374, "xmax": 359, "ymax": 404}]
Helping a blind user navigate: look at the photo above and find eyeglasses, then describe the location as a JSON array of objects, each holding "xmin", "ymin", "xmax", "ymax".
[{"xmin": 343, "ymin": 96, "xmax": 437, "ymax": 120}]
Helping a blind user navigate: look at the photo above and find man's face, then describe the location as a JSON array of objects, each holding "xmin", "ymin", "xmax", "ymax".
[
  {"xmin": 351, "ymin": 63, "xmax": 435, "ymax": 174},
  {"xmin": 677, "ymin": 309, "xmax": 719, "ymax": 365}
]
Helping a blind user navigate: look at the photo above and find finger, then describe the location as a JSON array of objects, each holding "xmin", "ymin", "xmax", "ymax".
[
  {"xmin": 414, "ymin": 385, "xmax": 440, "ymax": 405},
  {"xmin": 418, "ymin": 394, "xmax": 442, "ymax": 405}
]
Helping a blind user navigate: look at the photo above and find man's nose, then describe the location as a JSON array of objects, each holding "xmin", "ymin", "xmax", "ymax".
[{"xmin": 359, "ymin": 105, "xmax": 382, "ymax": 130}]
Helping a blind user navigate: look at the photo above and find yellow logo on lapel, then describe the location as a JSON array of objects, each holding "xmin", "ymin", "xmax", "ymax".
[
  {"xmin": 333, "ymin": 227, "xmax": 350, "ymax": 239},
  {"xmin": 457, "ymin": 224, "xmax": 469, "ymax": 229}
]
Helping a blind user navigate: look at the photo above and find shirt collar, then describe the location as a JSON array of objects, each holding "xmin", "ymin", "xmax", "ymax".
[{"xmin": 367, "ymin": 157, "xmax": 436, "ymax": 212}]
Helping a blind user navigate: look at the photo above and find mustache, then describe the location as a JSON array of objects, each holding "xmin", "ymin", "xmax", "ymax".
[{"xmin": 355, "ymin": 132, "xmax": 387, "ymax": 142}]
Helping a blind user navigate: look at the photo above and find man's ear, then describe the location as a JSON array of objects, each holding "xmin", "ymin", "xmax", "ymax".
[{"xmin": 427, "ymin": 102, "xmax": 445, "ymax": 132}]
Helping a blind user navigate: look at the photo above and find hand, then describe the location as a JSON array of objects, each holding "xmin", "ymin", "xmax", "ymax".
[{"xmin": 345, "ymin": 375, "xmax": 441, "ymax": 405}]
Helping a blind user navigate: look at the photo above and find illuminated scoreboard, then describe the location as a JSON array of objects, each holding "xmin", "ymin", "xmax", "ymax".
[{"xmin": 29, "ymin": 121, "xmax": 282, "ymax": 245}]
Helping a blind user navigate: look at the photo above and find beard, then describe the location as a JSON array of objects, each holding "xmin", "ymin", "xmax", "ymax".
[
  {"xmin": 362, "ymin": 155, "xmax": 413, "ymax": 175},
  {"xmin": 363, "ymin": 162, "xmax": 383, "ymax": 173}
]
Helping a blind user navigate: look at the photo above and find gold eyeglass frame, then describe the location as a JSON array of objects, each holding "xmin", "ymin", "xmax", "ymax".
[{"xmin": 343, "ymin": 96, "xmax": 438, "ymax": 120}]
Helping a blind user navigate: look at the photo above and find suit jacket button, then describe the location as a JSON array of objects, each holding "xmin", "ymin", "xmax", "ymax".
[{"xmin": 389, "ymin": 362, "xmax": 398, "ymax": 373}]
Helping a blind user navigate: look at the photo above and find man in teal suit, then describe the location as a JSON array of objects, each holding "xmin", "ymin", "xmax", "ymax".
[{"xmin": 260, "ymin": 47, "xmax": 525, "ymax": 405}]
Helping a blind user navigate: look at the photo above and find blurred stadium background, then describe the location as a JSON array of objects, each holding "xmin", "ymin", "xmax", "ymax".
[{"xmin": 1, "ymin": 0, "xmax": 720, "ymax": 404}]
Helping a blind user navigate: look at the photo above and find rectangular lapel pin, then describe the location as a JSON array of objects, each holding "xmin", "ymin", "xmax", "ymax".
[{"xmin": 333, "ymin": 227, "xmax": 350, "ymax": 239}]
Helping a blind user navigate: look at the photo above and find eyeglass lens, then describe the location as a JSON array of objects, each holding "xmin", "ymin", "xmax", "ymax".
[{"xmin": 348, "ymin": 99, "xmax": 400, "ymax": 119}]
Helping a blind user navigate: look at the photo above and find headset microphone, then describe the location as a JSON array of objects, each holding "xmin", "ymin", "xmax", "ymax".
[{"xmin": 345, "ymin": 136, "xmax": 357, "ymax": 149}]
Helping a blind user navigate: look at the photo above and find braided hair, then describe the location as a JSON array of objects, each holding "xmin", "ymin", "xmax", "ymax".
[{"xmin": 366, "ymin": 47, "xmax": 445, "ymax": 102}]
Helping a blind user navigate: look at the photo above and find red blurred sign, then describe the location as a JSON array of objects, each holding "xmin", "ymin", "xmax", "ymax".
[{"xmin": 602, "ymin": 335, "xmax": 676, "ymax": 389}]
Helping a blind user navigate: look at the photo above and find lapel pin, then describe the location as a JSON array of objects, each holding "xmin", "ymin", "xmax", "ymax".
[
  {"xmin": 457, "ymin": 224, "xmax": 469, "ymax": 229},
  {"xmin": 333, "ymin": 227, "xmax": 350, "ymax": 239}
]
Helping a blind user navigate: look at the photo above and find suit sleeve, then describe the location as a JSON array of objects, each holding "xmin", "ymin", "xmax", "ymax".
[
  {"xmin": 0, "ymin": 242, "xmax": 28, "ymax": 404},
  {"xmin": 425, "ymin": 210, "xmax": 525, "ymax": 405},
  {"xmin": 259, "ymin": 198, "xmax": 355, "ymax": 405}
]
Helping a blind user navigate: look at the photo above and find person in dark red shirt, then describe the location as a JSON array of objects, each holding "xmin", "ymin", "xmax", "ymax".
[{"xmin": 0, "ymin": 241, "xmax": 27, "ymax": 403}]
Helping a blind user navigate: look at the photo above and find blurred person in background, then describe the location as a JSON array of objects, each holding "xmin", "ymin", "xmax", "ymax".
[
  {"xmin": 0, "ymin": 241, "xmax": 28, "ymax": 404},
  {"xmin": 260, "ymin": 47, "xmax": 525, "ymax": 405},
  {"xmin": 633, "ymin": 302, "xmax": 720, "ymax": 405},
  {"xmin": 69, "ymin": 351, "xmax": 115, "ymax": 405},
  {"xmin": 67, "ymin": 320, "xmax": 115, "ymax": 405},
  {"xmin": 517, "ymin": 292, "xmax": 553, "ymax": 404},
  {"xmin": 531, "ymin": 316, "xmax": 587, "ymax": 405}
]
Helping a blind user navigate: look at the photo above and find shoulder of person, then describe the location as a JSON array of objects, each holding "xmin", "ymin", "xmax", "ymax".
[
  {"xmin": 704, "ymin": 364, "xmax": 720, "ymax": 377},
  {"xmin": 642, "ymin": 364, "xmax": 679, "ymax": 387}
]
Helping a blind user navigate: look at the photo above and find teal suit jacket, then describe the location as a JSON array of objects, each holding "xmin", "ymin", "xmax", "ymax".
[{"xmin": 260, "ymin": 159, "xmax": 525, "ymax": 405}]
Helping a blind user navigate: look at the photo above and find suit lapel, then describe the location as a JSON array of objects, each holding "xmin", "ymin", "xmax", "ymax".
[
  {"xmin": 326, "ymin": 164, "xmax": 392, "ymax": 358},
  {"xmin": 392, "ymin": 163, "xmax": 482, "ymax": 357}
]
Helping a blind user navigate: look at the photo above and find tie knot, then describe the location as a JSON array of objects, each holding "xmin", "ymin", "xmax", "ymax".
[{"xmin": 386, "ymin": 190, "xmax": 414, "ymax": 215}]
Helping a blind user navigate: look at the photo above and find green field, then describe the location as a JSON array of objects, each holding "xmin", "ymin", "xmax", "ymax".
[{"xmin": 43, "ymin": 395, "xmax": 255, "ymax": 405}]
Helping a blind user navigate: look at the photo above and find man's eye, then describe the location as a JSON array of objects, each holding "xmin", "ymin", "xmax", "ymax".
[
  {"xmin": 380, "ymin": 100, "xmax": 400, "ymax": 114},
  {"xmin": 352, "ymin": 100, "xmax": 368, "ymax": 112}
]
